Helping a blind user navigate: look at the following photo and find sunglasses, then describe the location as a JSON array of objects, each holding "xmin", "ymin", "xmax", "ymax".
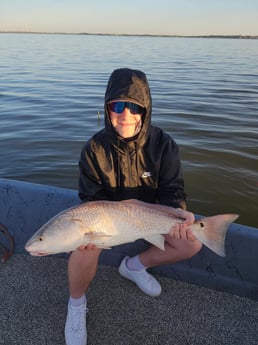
[{"xmin": 108, "ymin": 101, "xmax": 145, "ymax": 115}]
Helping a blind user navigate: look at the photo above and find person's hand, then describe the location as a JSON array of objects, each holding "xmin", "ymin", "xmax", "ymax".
[
  {"xmin": 169, "ymin": 209, "xmax": 196, "ymax": 241},
  {"xmin": 78, "ymin": 243, "xmax": 98, "ymax": 251}
]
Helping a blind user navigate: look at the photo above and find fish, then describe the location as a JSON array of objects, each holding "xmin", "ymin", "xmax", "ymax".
[{"xmin": 25, "ymin": 199, "xmax": 239, "ymax": 257}]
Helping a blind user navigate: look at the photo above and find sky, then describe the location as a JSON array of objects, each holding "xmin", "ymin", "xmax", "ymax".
[{"xmin": 1, "ymin": 0, "xmax": 258, "ymax": 36}]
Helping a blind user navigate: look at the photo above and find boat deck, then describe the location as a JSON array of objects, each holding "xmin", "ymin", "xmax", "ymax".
[{"xmin": 1, "ymin": 254, "xmax": 257, "ymax": 345}]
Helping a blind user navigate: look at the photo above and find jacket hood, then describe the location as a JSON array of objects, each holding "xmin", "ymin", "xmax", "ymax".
[{"xmin": 104, "ymin": 68, "xmax": 152, "ymax": 144}]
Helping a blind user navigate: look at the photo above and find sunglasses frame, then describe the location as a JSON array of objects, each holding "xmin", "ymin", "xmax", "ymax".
[{"xmin": 108, "ymin": 101, "xmax": 145, "ymax": 115}]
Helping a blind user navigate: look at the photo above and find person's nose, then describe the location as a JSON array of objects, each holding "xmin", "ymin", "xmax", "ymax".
[{"xmin": 120, "ymin": 107, "xmax": 132, "ymax": 119}]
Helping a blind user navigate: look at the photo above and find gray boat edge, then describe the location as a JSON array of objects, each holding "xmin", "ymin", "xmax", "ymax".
[{"xmin": 0, "ymin": 178, "xmax": 257, "ymax": 300}]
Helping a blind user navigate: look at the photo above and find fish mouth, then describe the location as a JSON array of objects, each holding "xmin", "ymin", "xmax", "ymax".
[
  {"xmin": 27, "ymin": 251, "xmax": 49, "ymax": 257},
  {"xmin": 25, "ymin": 242, "xmax": 49, "ymax": 256}
]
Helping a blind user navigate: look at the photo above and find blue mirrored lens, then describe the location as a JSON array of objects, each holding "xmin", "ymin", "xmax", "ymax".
[{"xmin": 112, "ymin": 102, "xmax": 125, "ymax": 113}]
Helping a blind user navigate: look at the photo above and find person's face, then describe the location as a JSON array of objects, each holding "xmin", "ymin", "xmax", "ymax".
[{"xmin": 108, "ymin": 101, "xmax": 145, "ymax": 139}]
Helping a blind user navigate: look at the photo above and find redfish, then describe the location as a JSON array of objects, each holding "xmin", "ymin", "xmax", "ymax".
[{"xmin": 25, "ymin": 199, "xmax": 239, "ymax": 257}]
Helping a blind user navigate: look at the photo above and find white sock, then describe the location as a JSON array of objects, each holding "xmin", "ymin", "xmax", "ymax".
[
  {"xmin": 69, "ymin": 295, "xmax": 86, "ymax": 307},
  {"xmin": 126, "ymin": 255, "xmax": 146, "ymax": 271}
]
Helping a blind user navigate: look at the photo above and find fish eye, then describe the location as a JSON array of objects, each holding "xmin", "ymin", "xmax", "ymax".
[
  {"xmin": 200, "ymin": 222, "xmax": 204, "ymax": 228},
  {"xmin": 38, "ymin": 236, "xmax": 44, "ymax": 241}
]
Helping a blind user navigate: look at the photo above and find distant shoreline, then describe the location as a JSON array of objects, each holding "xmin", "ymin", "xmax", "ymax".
[{"xmin": 0, "ymin": 31, "xmax": 257, "ymax": 39}]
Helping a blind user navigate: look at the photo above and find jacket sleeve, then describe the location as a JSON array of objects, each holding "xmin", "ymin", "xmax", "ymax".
[
  {"xmin": 78, "ymin": 142, "xmax": 109, "ymax": 202},
  {"xmin": 157, "ymin": 136, "xmax": 187, "ymax": 210}
]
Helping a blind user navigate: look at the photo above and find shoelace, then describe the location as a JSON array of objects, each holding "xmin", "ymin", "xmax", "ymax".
[
  {"xmin": 137, "ymin": 269, "xmax": 153, "ymax": 285},
  {"xmin": 69, "ymin": 306, "xmax": 88, "ymax": 332}
]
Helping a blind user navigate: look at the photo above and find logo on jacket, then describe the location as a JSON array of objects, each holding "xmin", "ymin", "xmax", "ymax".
[{"xmin": 141, "ymin": 172, "xmax": 152, "ymax": 178}]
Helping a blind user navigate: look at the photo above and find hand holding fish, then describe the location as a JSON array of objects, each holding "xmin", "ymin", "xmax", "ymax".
[
  {"xmin": 169, "ymin": 209, "xmax": 196, "ymax": 241},
  {"xmin": 78, "ymin": 243, "xmax": 97, "ymax": 251}
]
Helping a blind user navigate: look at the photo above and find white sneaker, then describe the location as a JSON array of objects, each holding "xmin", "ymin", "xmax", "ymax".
[
  {"xmin": 65, "ymin": 301, "xmax": 87, "ymax": 345},
  {"xmin": 119, "ymin": 256, "xmax": 161, "ymax": 297}
]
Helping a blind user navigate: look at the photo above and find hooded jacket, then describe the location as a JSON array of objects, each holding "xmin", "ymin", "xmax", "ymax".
[{"xmin": 79, "ymin": 68, "xmax": 186, "ymax": 209}]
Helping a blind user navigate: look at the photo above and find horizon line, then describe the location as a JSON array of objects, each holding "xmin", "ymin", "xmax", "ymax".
[{"xmin": 0, "ymin": 31, "xmax": 258, "ymax": 39}]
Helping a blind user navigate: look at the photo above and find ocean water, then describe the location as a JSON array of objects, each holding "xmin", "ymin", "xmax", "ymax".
[{"xmin": 1, "ymin": 33, "xmax": 257, "ymax": 228}]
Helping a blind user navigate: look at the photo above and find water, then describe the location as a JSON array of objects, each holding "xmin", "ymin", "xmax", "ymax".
[{"xmin": 1, "ymin": 33, "xmax": 257, "ymax": 228}]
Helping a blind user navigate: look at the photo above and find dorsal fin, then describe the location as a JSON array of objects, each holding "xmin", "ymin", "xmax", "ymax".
[{"xmin": 121, "ymin": 199, "xmax": 182, "ymax": 219}]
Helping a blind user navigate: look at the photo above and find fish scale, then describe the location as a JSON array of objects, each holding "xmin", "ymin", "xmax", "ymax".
[{"xmin": 80, "ymin": 201, "xmax": 176, "ymax": 239}]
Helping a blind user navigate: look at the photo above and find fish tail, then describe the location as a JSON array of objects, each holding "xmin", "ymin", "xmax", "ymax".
[{"xmin": 195, "ymin": 214, "xmax": 239, "ymax": 257}]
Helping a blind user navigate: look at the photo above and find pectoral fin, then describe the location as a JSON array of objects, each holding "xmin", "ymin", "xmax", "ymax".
[
  {"xmin": 82, "ymin": 231, "xmax": 112, "ymax": 249},
  {"xmin": 83, "ymin": 231, "xmax": 112, "ymax": 239},
  {"xmin": 144, "ymin": 235, "xmax": 165, "ymax": 251}
]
